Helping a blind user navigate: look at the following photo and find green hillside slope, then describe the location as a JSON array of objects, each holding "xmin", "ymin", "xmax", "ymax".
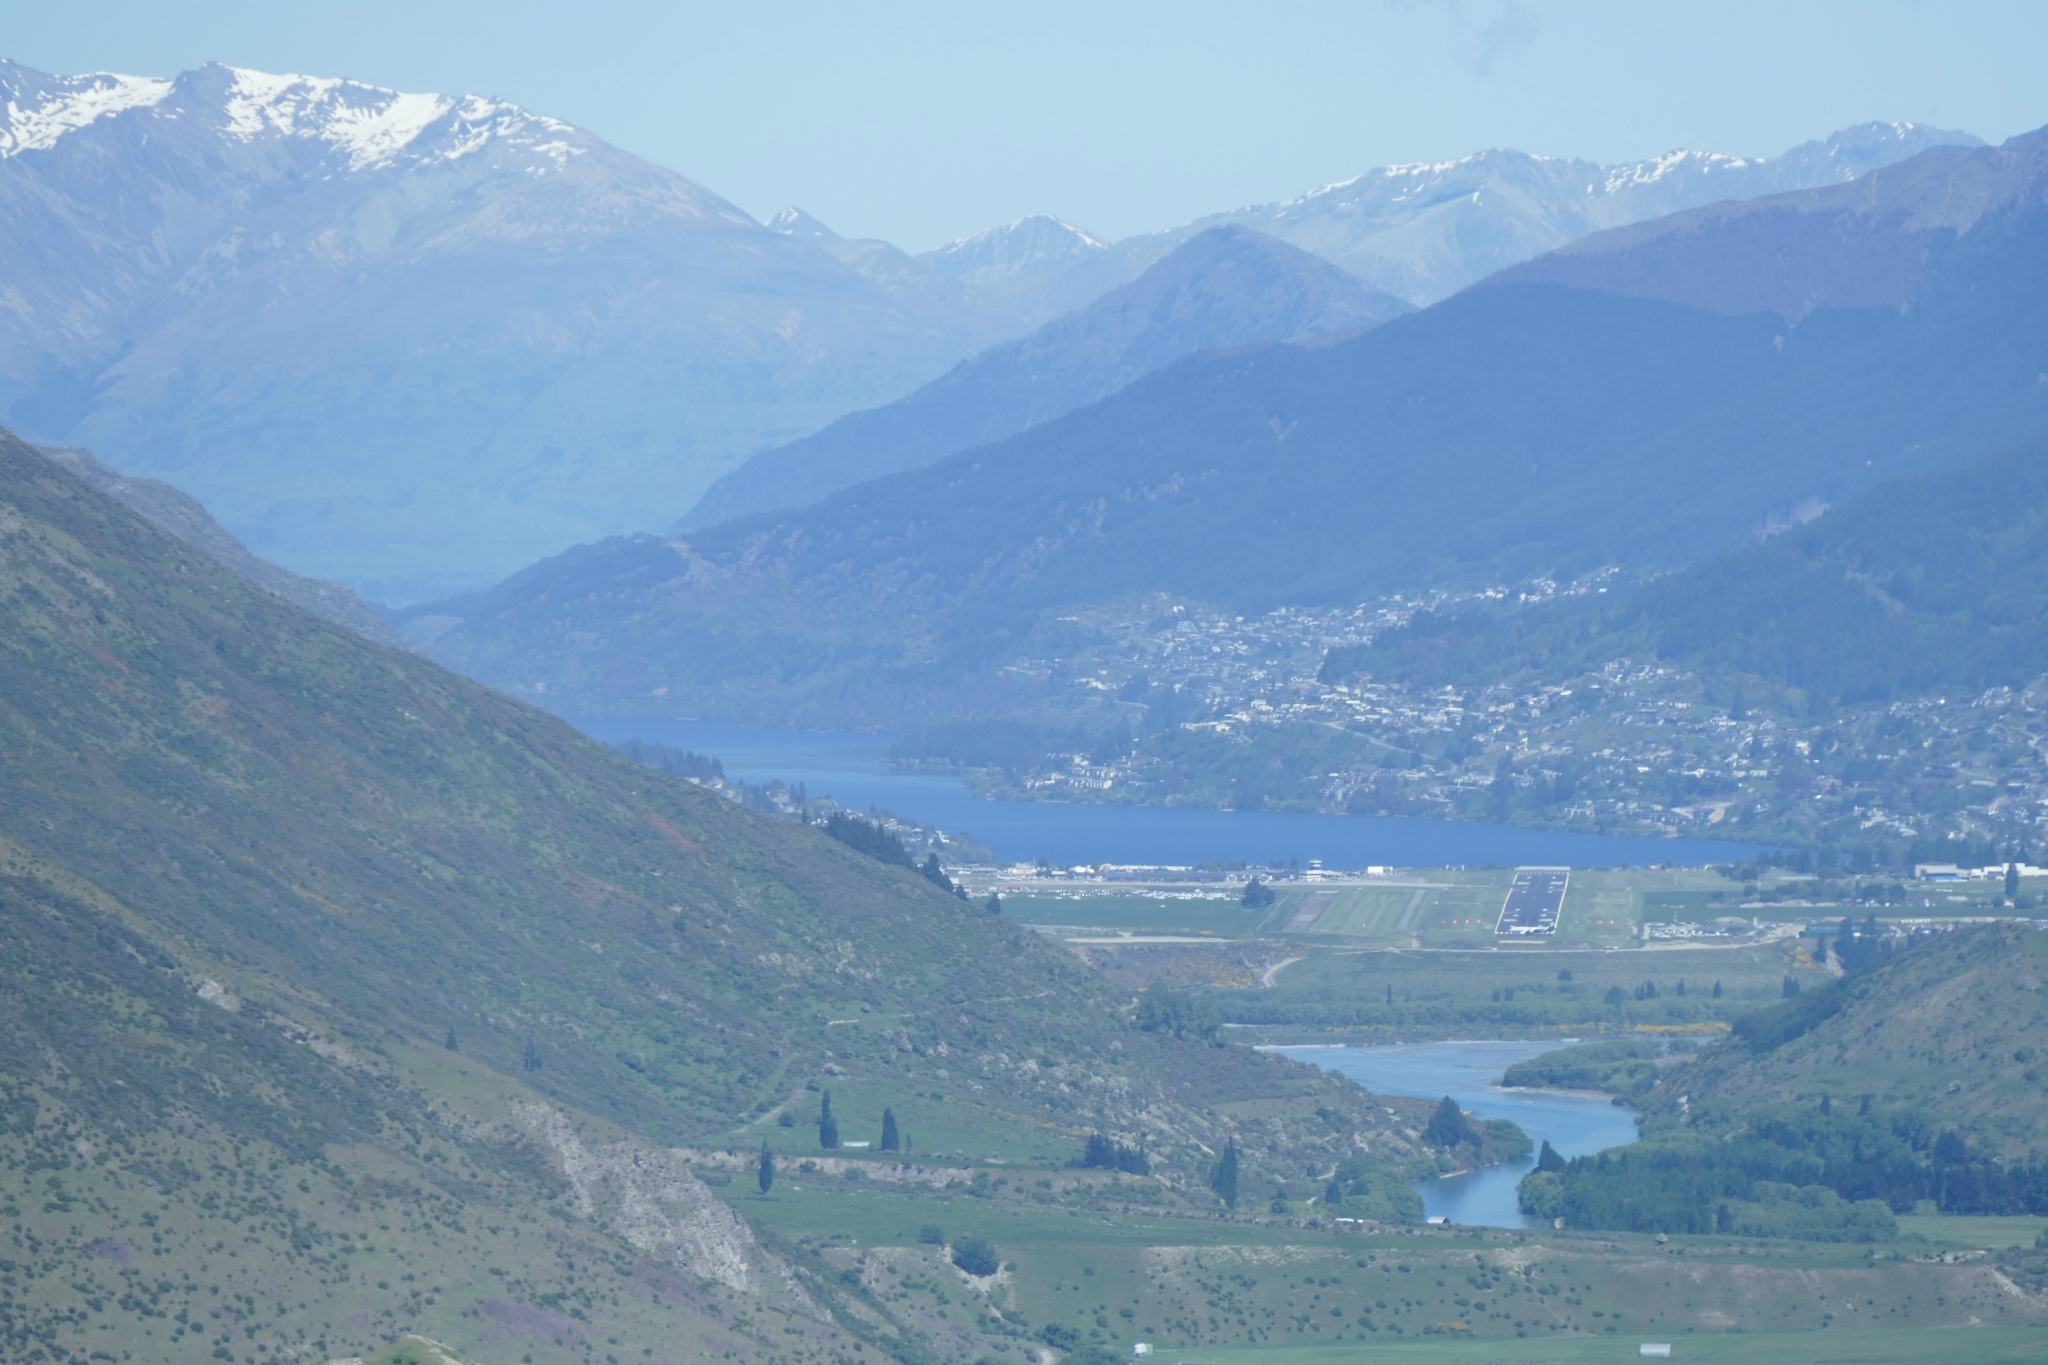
[
  {"xmin": 0, "ymin": 426, "xmax": 1438, "ymax": 1363},
  {"xmin": 1515, "ymin": 926, "xmax": 2048, "ymax": 1239},
  {"xmin": 1655, "ymin": 925, "xmax": 2048, "ymax": 1157},
  {"xmin": 1325, "ymin": 431, "xmax": 2048, "ymax": 712},
  {"xmin": 681, "ymin": 226, "xmax": 1410, "ymax": 528}
]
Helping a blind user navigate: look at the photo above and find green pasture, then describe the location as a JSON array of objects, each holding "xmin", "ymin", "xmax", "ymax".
[
  {"xmin": 732, "ymin": 1074, "xmax": 1090, "ymax": 1164},
  {"xmin": 1899, "ymin": 1214, "xmax": 2048, "ymax": 1248},
  {"xmin": 743, "ymin": 1176, "xmax": 1293, "ymax": 1252},
  {"xmin": 1182, "ymin": 1326, "xmax": 2048, "ymax": 1365}
]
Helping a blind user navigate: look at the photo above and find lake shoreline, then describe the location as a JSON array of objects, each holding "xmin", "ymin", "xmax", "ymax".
[{"xmin": 568, "ymin": 715, "xmax": 1760, "ymax": 869}]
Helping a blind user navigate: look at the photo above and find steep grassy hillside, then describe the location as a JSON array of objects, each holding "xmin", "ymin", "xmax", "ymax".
[
  {"xmin": 1511, "ymin": 926, "xmax": 2048, "ymax": 1240},
  {"xmin": 1650, "ymin": 925, "xmax": 2048, "ymax": 1159},
  {"xmin": 0, "ymin": 424, "xmax": 1446, "ymax": 1362},
  {"xmin": 34, "ymin": 442, "xmax": 407, "ymax": 649}
]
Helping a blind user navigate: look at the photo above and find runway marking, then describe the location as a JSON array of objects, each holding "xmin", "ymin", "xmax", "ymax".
[{"xmin": 1496, "ymin": 867, "xmax": 1569, "ymax": 937}]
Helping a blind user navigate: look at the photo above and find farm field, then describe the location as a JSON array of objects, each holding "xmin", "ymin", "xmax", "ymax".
[
  {"xmin": 719, "ymin": 1172, "xmax": 2048, "ymax": 1358},
  {"xmin": 1187, "ymin": 1325, "xmax": 2048, "ymax": 1365}
]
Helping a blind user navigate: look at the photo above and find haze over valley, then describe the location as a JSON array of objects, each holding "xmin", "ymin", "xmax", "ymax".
[{"xmin": 4, "ymin": 11, "xmax": 2048, "ymax": 1364}]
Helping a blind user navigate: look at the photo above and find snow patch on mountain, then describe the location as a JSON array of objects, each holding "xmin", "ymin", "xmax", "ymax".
[
  {"xmin": 221, "ymin": 67, "xmax": 446, "ymax": 169},
  {"xmin": 0, "ymin": 69, "xmax": 173, "ymax": 157}
]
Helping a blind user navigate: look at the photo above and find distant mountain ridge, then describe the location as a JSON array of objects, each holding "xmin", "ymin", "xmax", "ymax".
[
  {"xmin": 905, "ymin": 122, "xmax": 1983, "ymax": 322},
  {"xmin": 0, "ymin": 58, "xmax": 1006, "ymax": 601},
  {"xmin": 683, "ymin": 226, "xmax": 1413, "ymax": 527},
  {"xmin": 687, "ymin": 122, "xmax": 1979, "ymax": 531},
  {"xmin": 0, "ymin": 60, "xmax": 1979, "ymax": 604},
  {"xmin": 1497, "ymin": 125, "xmax": 2048, "ymax": 317},
  {"xmin": 405, "ymin": 127, "xmax": 2048, "ymax": 728}
]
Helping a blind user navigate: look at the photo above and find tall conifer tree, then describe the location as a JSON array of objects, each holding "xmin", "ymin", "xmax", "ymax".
[{"xmin": 1211, "ymin": 1140, "xmax": 1240, "ymax": 1209}]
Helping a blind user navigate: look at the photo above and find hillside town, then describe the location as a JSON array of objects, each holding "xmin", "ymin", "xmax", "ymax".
[{"xmin": 954, "ymin": 587, "xmax": 2048, "ymax": 864}]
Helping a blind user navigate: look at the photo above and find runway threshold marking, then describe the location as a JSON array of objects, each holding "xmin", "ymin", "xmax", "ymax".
[{"xmin": 1283, "ymin": 890, "xmax": 1338, "ymax": 933}]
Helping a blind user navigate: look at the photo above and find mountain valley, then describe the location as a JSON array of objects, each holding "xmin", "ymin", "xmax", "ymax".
[
  {"xmin": 0, "ymin": 425, "xmax": 1445, "ymax": 1362},
  {"xmin": 404, "ymin": 129, "xmax": 2048, "ymax": 768},
  {"xmin": 5, "ymin": 31, "xmax": 2048, "ymax": 1365}
]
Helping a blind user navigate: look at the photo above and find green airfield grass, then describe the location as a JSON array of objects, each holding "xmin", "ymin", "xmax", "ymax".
[
  {"xmin": 1263, "ymin": 869, "xmax": 1761, "ymax": 948},
  {"xmin": 1301, "ymin": 885, "xmax": 1448, "ymax": 937},
  {"xmin": 1255, "ymin": 941, "xmax": 1801, "ymax": 1018},
  {"xmin": 1416, "ymin": 883, "xmax": 1512, "ymax": 941},
  {"xmin": 1178, "ymin": 1325, "xmax": 2048, "ymax": 1365}
]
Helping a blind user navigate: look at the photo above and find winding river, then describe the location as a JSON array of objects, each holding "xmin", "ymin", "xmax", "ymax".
[{"xmin": 1273, "ymin": 1041, "xmax": 1640, "ymax": 1228}]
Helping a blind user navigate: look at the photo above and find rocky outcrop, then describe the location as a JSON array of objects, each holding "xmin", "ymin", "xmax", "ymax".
[{"xmin": 513, "ymin": 1102, "xmax": 760, "ymax": 1294}]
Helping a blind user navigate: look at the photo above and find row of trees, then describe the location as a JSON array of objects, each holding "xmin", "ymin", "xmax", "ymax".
[
  {"xmin": 757, "ymin": 1094, "xmax": 910, "ymax": 1194},
  {"xmin": 1081, "ymin": 1132, "xmax": 1151, "ymax": 1174},
  {"xmin": 792, "ymin": 1091, "xmax": 907, "ymax": 1153}
]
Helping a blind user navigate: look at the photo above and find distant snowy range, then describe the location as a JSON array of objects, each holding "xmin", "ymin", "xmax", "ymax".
[{"xmin": 0, "ymin": 58, "xmax": 1979, "ymax": 600}]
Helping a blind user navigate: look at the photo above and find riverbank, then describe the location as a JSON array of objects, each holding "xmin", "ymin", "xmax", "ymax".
[{"xmin": 1273, "ymin": 1040, "xmax": 1642, "ymax": 1229}]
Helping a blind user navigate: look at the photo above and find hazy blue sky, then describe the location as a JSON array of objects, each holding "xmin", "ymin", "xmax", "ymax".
[{"xmin": 12, "ymin": 1, "xmax": 2047, "ymax": 251}]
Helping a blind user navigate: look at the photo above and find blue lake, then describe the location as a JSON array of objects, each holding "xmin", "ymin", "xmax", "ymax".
[
  {"xmin": 569, "ymin": 716, "xmax": 1757, "ymax": 870},
  {"xmin": 1274, "ymin": 1041, "xmax": 1642, "ymax": 1229}
]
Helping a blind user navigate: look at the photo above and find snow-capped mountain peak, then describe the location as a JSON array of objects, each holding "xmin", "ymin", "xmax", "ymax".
[
  {"xmin": 0, "ymin": 61, "xmax": 173, "ymax": 158},
  {"xmin": 205, "ymin": 64, "xmax": 582, "ymax": 174},
  {"xmin": 922, "ymin": 214, "xmax": 1107, "ymax": 278},
  {"xmin": 0, "ymin": 58, "xmax": 597, "ymax": 178},
  {"xmin": 0, "ymin": 56, "xmax": 986, "ymax": 601},
  {"xmin": 767, "ymin": 205, "xmax": 842, "ymax": 240}
]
